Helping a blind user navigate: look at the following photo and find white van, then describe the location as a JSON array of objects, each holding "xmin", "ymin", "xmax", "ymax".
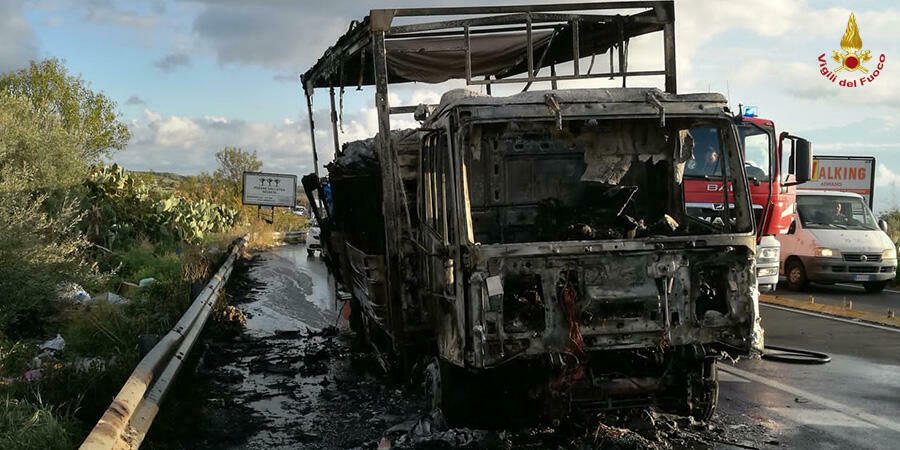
[{"xmin": 777, "ymin": 190, "xmax": 897, "ymax": 292}]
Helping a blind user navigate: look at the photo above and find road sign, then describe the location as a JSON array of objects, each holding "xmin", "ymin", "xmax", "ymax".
[
  {"xmin": 804, "ymin": 156, "xmax": 876, "ymax": 208},
  {"xmin": 242, "ymin": 172, "xmax": 297, "ymax": 207}
]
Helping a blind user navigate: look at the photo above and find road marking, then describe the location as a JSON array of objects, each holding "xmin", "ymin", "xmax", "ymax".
[
  {"xmin": 720, "ymin": 365, "xmax": 900, "ymax": 433},
  {"xmin": 835, "ymin": 283, "xmax": 900, "ymax": 294},
  {"xmin": 767, "ymin": 407, "xmax": 878, "ymax": 429},
  {"xmin": 717, "ymin": 371, "xmax": 750, "ymax": 383},
  {"xmin": 760, "ymin": 303, "xmax": 900, "ymax": 333}
]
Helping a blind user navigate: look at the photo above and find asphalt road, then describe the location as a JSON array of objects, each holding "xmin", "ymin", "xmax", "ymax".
[
  {"xmin": 719, "ymin": 304, "xmax": 900, "ymax": 449},
  {"xmin": 771, "ymin": 281, "xmax": 900, "ymax": 316}
]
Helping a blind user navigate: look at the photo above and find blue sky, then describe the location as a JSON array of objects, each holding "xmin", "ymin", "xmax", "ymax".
[{"xmin": 2, "ymin": 0, "xmax": 898, "ymax": 212}]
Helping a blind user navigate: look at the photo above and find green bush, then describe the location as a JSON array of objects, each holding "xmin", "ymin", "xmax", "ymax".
[{"xmin": 0, "ymin": 189, "xmax": 106, "ymax": 340}]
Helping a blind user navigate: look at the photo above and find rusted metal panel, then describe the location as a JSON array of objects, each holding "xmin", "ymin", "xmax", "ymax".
[{"xmin": 346, "ymin": 242, "xmax": 389, "ymax": 326}]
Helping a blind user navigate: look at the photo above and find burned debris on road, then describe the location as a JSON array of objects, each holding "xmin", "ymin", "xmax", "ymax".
[{"xmin": 147, "ymin": 250, "xmax": 778, "ymax": 450}]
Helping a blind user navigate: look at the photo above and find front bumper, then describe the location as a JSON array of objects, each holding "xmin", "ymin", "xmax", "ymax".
[
  {"xmin": 801, "ymin": 256, "xmax": 897, "ymax": 283},
  {"xmin": 756, "ymin": 262, "xmax": 779, "ymax": 289},
  {"xmin": 756, "ymin": 236, "xmax": 779, "ymax": 290}
]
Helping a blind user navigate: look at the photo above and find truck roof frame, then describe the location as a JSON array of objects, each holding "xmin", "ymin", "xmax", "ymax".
[
  {"xmin": 301, "ymin": 1, "xmax": 676, "ymax": 91},
  {"xmin": 300, "ymin": 1, "xmax": 676, "ymax": 176}
]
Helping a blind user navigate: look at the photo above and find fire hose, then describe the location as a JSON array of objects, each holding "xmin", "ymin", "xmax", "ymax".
[{"xmin": 762, "ymin": 344, "xmax": 831, "ymax": 364}]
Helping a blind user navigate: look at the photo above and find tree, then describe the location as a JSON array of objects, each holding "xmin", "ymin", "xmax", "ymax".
[
  {"xmin": 0, "ymin": 94, "xmax": 105, "ymax": 338},
  {"xmin": 0, "ymin": 93, "xmax": 86, "ymax": 192},
  {"xmin": 214, "ymin": 147, "xmax": 263, "ymax": 186},
  {"xmin": 880, "ymin": 209, "xmax": 900, "ymax": 244},
  {"xmin": 0, "ymin": 58, "xmax": 130, "ymax": 162}
]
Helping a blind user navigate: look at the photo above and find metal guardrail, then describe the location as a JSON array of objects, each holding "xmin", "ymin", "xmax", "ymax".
[{"xmin": 80, "ymin": 235, "xmax": 248, "ymax": 450}]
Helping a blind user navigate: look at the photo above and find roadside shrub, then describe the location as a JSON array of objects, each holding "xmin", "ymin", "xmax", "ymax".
[
  {"xmin": 0, "ymin": 396, "xmax": 76, "ymax": 450},
  {"xmin": 82, "ymin": 164, "xmax": 238, "ymax": 249},
  {"xmin": 0, "ymin": 188, "xmax": 106, "ymax": 340}
]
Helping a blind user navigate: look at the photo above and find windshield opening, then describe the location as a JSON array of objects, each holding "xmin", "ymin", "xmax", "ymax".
[
  {"xmin": 463, "ymin": 118, "xmax": 752, "ymax": 244},
  {"xmin": 683, "ymin": 126, "xmax": 727, "ymax": 179},
  {"xmin": 739, "ymin": 124, "xmax": 771, "ymax": 182},
  {"xmin": 797, "ymin": 195, "xmax": 878, "ymax": 230}
]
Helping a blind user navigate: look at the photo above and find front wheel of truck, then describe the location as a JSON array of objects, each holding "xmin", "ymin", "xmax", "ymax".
[
  {"xmin": 425, "ymin": 359, "xmax": 467, "ymax": 427},
  {"xmin": 681, "ymin": 358, "xmax": 719, "ymax": 421}
]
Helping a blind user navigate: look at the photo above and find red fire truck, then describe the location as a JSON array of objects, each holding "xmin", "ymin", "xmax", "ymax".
[{"xmin": 683, "ymin": 106, "xmax": 812, "ymax": 292}]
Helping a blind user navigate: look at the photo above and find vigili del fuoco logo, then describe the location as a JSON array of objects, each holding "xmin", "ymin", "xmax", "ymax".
[{"xmin": 817, "ymin": 13, "xmax": 886, "ymax": 87}]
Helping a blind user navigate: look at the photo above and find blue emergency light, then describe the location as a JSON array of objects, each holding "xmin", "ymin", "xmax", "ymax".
[{"xmin": 742, "ymin": 106, "xmax": 758, "ymax": 117}]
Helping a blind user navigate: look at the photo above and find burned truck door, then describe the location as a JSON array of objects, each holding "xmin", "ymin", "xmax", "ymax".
[{"xmin": 420, "ymin": 130, "xmax": 465, "ymax": 365}]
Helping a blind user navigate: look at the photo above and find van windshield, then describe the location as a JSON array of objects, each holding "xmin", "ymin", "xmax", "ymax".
[{"xmin": 797, "ymin": 195, "xmax": 878, "ymax": 230}]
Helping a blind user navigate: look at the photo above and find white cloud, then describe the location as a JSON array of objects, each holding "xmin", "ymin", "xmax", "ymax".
[
  {"xmin": 117, "ymin": 108, "xmax": 306, "ymax": 175},
  {"xmin": 0, "ymin": 0, "xmax": 39, "ymax": 73},
  {"xmin": 113, "ymin": 87, "xmax": 437, "ymax": 177},
  {"xmin": 877, "ymin": 163, "xmax": 900, "ymax": 187}
]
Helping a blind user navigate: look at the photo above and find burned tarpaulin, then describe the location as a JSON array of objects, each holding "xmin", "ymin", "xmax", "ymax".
[{"xmin": 385, "ymin": 31, "xmax": 554, "ymax": 84}]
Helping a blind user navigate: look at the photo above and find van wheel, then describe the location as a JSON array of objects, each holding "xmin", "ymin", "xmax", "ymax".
[
  {"xmin": 863, "ymin": 281, "xmax": 888, "ymax": 293},
  {"xmin": 786, "ymin": 259, "xmax": 808, "ymax": 291}
]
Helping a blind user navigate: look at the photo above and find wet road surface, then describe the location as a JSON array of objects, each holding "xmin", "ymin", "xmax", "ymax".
[
  {"xmin": 720, "ymin": 305, "xmax": 900, "ymax": 449},
  {"xmin": 148, "ymin": 245, "xmax": 900, "ymax": 449},
  {"xmin": 771, "ymin": 281, "xmax": 900, "ymax": 316},
  {"xmin": 146, "ymin": 245, "xmax": 426, "ymax": 450}
]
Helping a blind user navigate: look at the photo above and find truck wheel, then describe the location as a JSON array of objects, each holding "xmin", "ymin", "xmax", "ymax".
[
  {"xmin": 424, "ymin": 359, "xmax": 443, "ymax": 419},
  {"xmin": 786, "ymin": 259, "xmax": 808, "ymax": 291},
  {"xmin": 425, "ymin": 359, "xmax": 467, "ymax": 427},
  {"xmin": 863, "ymin": 281, "xmax": 888, "ymax": 293},
  {"xmin": 682, "ymin": 358, "xmax": 719, "ymax": 421},
  {"xmin": 307, "ymin": 248, "xmax": 315, "ymax": 257}
]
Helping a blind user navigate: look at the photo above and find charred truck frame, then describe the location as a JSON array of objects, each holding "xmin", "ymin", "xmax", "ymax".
[{"xmin": 301, "ymin": 1, "xmax": 763, "ymax": 424}]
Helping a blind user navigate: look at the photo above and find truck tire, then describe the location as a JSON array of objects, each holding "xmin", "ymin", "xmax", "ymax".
[
  {"xmin": 786, "ymin": 259, "xmax": 809, "ymax": 291},
  {"xmin": 681, "ymin": 358, "xmax": 719, "ymax": 421},
  {"xmin": 863, "ymin": 281, "xmax": 888, "ymax": 293},
  {"xmin": 425, "ymin": 359, "xmax": 466, "ymax": 426}
]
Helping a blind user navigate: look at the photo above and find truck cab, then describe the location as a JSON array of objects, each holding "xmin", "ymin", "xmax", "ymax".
[{"xmin": 417, "ymin": 87, "xmax": 762, "ymax": 422}]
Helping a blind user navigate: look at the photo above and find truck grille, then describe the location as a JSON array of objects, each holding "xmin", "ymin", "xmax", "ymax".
[
  {"xmin": 843, "ymin": 253, "xmax": 882, "ymax": 263},
  {"xmin": 849, "ymin": 266, "xmax": 878, "ymax": 273}
]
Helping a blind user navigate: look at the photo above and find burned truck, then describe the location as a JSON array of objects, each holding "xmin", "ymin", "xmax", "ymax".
[{"xmin": 301, "ymin": 2, "xmax": 763, "ymax": 424}]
